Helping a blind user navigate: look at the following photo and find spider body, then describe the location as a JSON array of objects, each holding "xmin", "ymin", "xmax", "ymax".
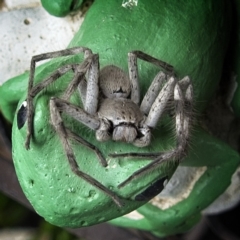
[
  {"xmin": 97, "ymin": 97, "xmax": 147, "ymax": 145},
  {"xmin": 17, "ymin": 47, "xmax": 193, "ymax": 206},
  {"xmin": 95, "ymin": 65, "xmax": 149, "ymax": 146}
]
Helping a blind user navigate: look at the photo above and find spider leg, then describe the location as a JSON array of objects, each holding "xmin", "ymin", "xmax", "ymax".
[
  {"xmin": 118, "ymin": 151, "xmax": 176, "ymax": 188},
  {"xmin": 82, "ymin": 53, "xmax": 100, "ymax": 115},
  {"xmin": 78, "ymin": 77, "xmax": 87, "ymax": 106},
  {"xmin": 25, "ymin": 47, "xmax": 94, "ymax": 149},
  {"xmin": 128, "ymin": 52, "xmax": 140, "ymax": 105},
  {"xmin": 181, "ymin": 80, "xmax": 193, "ymax": 142},
  {"xmin": 53, "ymin": 97, "xmax": 100, "ymax": 132},
  {"xmin": 28, "ymin": 47, "xmax": 93, "ymax": 94},
  {"xmin": 62, "ymin": 52, "xmax": 100, "ymax": 115},
  {"xmin": 108, "ymin": 152, "xmax": 160, "ymax": 159},
  {"xmin": 140, "ymin": 71, "xmax": 167, "ymax": 115},
  {"xmin": 145, "ymin": 76, "xmax": 176, "ymax": 128},
  {"xmin": 128, "ymin": 51, "xmax": 174, "ymax": 105},
  {"xmin": 116, "ymin": 79, "xmax": 193, "ymax": 188},
  {"xmin": 66, "ymin": 129, "xmax": 106, "ymax": 167},
  {"xmin": 62, "ymin": 53, "xmax": 99, "ymax": 103},
  {"xmin": 178, "ymin": 76, "xmax": 191, "ymax": 91},
  {"xmin": 26, "ymin": 64, "xmax": 78, "ymax": 149},
  {"xmin": 49, "ymin": 98, "xmax": 123, "ymax": 207}
]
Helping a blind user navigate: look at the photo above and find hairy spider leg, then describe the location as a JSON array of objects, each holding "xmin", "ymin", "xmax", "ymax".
[
  {"xmin": 145, "ymin": 76, "xmax": 176, "ymax": 127},
  {"xmin": 128, "ymin": 51, "xmax": 174, "ymax": 105},
  {"xmin": 140, "ymin": 71, "xmax": 168, "ymax": 115},
  {"xmin": 81, "ymin": 53, "xmax": 99, "ymax": 115},
  {"xmin": 25, "ymin": 47, "xmax": 93, "ymax": 149},
  {"xmin": 62, "ymin": 54, "xmax": 99, "ymax": 105},
  {"xmin": 50, "ymin": 98, "xmax": 123, "ymax": 207},
  {"xmin": 180, "ymin": 78, "xmax": 193, "ymax": 141}
]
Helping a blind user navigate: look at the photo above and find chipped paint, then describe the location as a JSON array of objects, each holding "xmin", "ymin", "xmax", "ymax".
[
  {"xmin": 122, "ymin": 0, "xmax": 138, "ymax": 9},
  {"xmin": 203, "ymin": 166, "xmax": 240, "ymax": 214},
  {"xmin": 150, "ymin": 166, "xmax": 207, "ymax": 210},
  {"xmin": 124, "ymin": 210, "xmax": 144, "ymax": 220}
]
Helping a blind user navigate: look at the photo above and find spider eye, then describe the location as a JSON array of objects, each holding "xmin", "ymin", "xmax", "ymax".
[
  {"xmin": 17, "ymin": 100, "xmax": 28, "ymax": 129},
  {"xmin": 134, "ymin": 176, "xmax": 168, "ymax": 201}
]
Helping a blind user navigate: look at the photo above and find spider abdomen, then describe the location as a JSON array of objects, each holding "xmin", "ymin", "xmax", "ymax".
[{"xmin": 99, "ymin": 65, "xmax": 131, "ymax": 98}]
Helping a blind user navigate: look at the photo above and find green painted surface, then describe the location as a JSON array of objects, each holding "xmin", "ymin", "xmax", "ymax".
[
  {"xmin": 41, "ymin": 0, "xmax": 83, "ymax": 17},
  {"xmin": 0, "ymin": 0, "xmax": 239, "ymax": 236}
]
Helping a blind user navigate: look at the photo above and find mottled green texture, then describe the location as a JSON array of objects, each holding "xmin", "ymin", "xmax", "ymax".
[
  {"xmin": 41, "ymin": 0, "xmax": 83, "ymax": 17},
  {"xmin": 110, "ymin": 128, "xmax": 240, "ymax": 237},
  {"xmin": 0, "ymin": 0, "xmax": 238, "ymax": 235},
  {"xmin": 13, "ymin": 88, "xmax": 178, "ymax": 227}
]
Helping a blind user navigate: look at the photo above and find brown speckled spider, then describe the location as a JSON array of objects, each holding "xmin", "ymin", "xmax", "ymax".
[{"xmin": 17, "ymin": 47, "xmax": 193, "ymax": 206}]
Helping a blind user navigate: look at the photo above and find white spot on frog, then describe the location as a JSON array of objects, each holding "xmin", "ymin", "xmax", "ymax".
[
  {"xmin": 122, "ymin": 0, "xmax": 138, "ymax": 8},
  {"xmin": 124, "ymin": 210, "xmax": 144, "ymax": 220}
]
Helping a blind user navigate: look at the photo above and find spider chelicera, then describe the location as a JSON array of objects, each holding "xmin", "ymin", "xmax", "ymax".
[{"xmin": 17, "ymin": 47, "xmax": 193, "ymax": 207}]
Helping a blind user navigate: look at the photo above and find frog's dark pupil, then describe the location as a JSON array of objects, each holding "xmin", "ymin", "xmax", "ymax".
[{"xmin": 17, "ymin": 101, "xmax": 28, "ymax": 129}]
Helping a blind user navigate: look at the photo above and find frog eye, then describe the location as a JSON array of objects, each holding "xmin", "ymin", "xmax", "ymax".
[
  {"xmin": 134, "ymin": 176, "xmax": 168, "ymax": 201},
  {"xmin": 17, "ymin": 100, "xmax": 27, "ymax": 129}
]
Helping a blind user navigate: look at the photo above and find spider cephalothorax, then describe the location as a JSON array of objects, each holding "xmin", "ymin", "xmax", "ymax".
[{"xmin": 17, "ymin": 47, "xmax": 193, "ymax": 206}]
